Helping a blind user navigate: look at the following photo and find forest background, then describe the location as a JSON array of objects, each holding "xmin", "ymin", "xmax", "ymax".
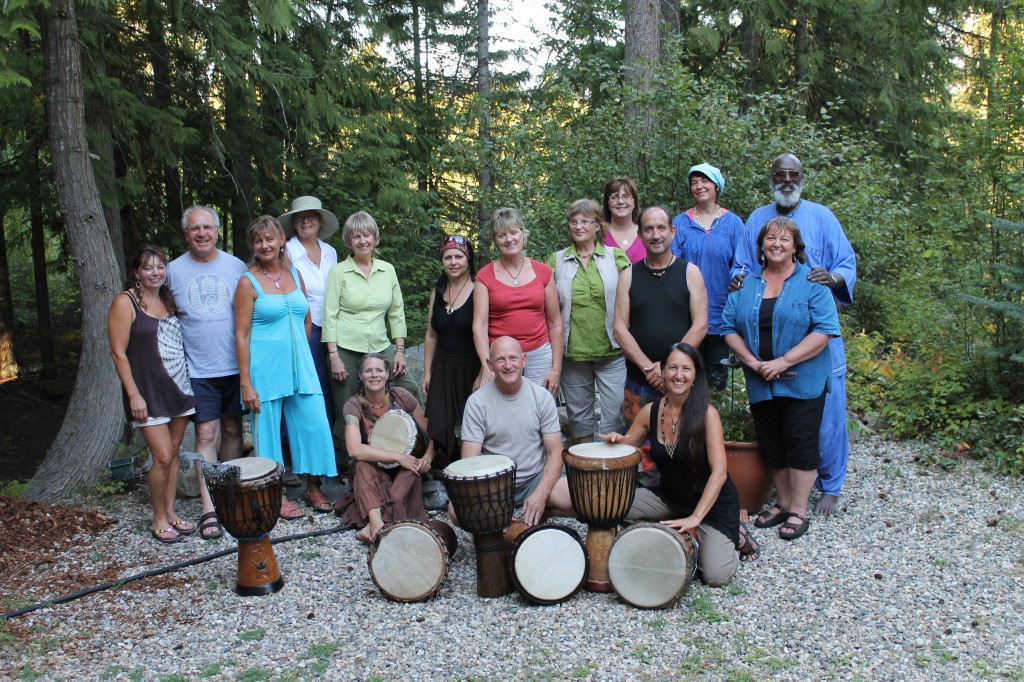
[{"xmin": 0, "ymin": 0, "xmax": 1022, "ymax": 501}]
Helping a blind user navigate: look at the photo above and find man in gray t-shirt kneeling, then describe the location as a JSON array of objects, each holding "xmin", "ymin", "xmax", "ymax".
[{"xmin": 459, "ymin": 336, "xmax": 574, "ymax": 527}]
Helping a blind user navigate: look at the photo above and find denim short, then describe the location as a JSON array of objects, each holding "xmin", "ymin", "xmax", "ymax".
[{"xmin": 191, "ymin": 375, "xmax": 243, "ymax": 423}]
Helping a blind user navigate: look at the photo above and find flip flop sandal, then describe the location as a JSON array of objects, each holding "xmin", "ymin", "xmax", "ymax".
[
  {"xmin": 754, "ymin": 504, "xmax": 788, "ymax": 529},
  {"xmin": 198, "ymin": 512, "xmax": 224, "ymax": 540},
  {"xmin": 170, "ymin": 519, "xmax": 197, "ymax": 536},
  {"xmin": 280, "ymin": 499, "xmax": 305, "ymax": 520},
  {"xmin": 151, "ymin": 527, "xmax": 185, "ymax": 544},
  {"xmin": 304, "ymin": 490, "xmax": 332, "ymax": 513},
  {"xmin": 779, "ymin": 513, "xmax": 810, "ymax": 541}
]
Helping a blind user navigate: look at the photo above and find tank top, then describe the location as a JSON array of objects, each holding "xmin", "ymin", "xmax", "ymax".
[
  {"xmin": 122, "ymin": 292, "xmax": 195, "ymax": 419},
  {"xmin": 648, "ymin": 398, "xmax": 739, "ymax": 545},
  {"xmin": 626, "ymin": 258, "xmax": 692, "ymax": 382},
  {"xmin": 431, "ymin": 286, "xmax": 475, "ymax": 354}
]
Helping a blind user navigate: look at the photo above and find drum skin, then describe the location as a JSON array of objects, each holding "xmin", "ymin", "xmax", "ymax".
[
  {"xmin": 369, "ymin": 410, "xmax": 427, "ymax": 470},
  {"xmin": 563, "ymin": 443, "xmax": 640, "ymax": 592},
  {"xmin": 607, "ymin": 522, "xmax": 697, "ymax": 609},
  {"xmin": 206, "ymin": 457, "xmax": 285, "ymax": 597},
  {"xmin": 368, "ymin": 521, "xmax": 449, "ymax": 603},
  {"xmin": 508, "ymin": 524, "xmax": 588, "ymax": 605}
]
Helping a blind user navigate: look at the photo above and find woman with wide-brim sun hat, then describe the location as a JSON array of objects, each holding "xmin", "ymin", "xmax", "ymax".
[{"xmin": 278, "ymin": 196, "xmax": 340, "ymax": 431}]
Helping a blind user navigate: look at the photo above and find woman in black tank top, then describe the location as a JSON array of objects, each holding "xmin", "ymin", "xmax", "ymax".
[
  {"xmin": 421, "ymin": 235, "xmax": 481, "ymax": 461},
  {"xmin": 601, "ymin": 343, "xmax": 759, "ymax": 585}
]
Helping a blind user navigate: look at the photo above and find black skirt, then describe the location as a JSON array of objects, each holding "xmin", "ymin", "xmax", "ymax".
[{"xmin": 424, "ymin": 348, "xmax": 481, "ymax": 459}]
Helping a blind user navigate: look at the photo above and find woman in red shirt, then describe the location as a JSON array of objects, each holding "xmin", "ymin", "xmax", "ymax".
[{"xmin": 472, "ymin": 208, "xmax": 562, "ymax": 395}]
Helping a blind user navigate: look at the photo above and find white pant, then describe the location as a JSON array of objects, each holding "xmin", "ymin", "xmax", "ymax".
[
  {"xmin": 523, "ymin": 342, "xmax": 554, "ymax": 386},
  {"xmin": 561, "ymin": 355, "xmax": 626, "ymax": 438}
]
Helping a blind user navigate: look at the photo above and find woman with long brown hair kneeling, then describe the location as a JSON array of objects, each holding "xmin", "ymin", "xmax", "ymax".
[
  {"xmin": 334, "ymin": 354, "xmax": 434, "ymax": 542},
  {"xmin": 601, "ymin": 343, "xmax": 758, "ymax": 585}
]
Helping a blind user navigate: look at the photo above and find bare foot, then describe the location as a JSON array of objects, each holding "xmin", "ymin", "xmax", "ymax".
[
  {"xmin": 355, "ymin": 519, "xmax": 384, "ymax": 544},
  {"xmin": 815, "ymin": 494, "xmax": 840, "ymax": 516}
]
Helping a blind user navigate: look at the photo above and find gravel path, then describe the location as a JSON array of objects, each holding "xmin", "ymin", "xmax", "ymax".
[{"xmin": 2, "ymin": 435, "xmax": 1023, "ymax": 681}]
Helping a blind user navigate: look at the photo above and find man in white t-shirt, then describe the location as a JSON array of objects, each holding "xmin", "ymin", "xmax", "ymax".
[
  {"xmin": 460, "ymin": 336, "xmax": 573, "ymax": 526},
  {"xmin": 166, "ymin": 205, "xmax": 248, "ymax": 537}
]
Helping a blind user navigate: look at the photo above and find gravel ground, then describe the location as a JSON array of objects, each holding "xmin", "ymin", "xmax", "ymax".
[{"xmin": 2, "ymin": 434, "xmax": 1023, "ymax": 681}]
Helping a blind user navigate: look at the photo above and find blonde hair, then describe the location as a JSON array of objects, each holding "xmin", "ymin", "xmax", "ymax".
[
  {"xmin": 246, "ymin": 215, "xmax": 289, "ymax": 267},
  {"xmin": 342, "ymin": 211, "xmax": 380, "ymax": 249}
]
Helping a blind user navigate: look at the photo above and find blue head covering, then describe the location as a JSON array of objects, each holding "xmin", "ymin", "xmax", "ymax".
[{"xmin": 687, "ymin": 163, "xmax": 725, "ymax": 197}]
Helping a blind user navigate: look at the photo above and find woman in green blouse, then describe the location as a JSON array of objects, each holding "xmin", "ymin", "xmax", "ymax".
[{"xmin": 547, "ymin": 199, "xmax": 631, "ymax": 443}]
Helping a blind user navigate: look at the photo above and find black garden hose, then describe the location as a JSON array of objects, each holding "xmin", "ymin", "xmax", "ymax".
[{"xmin": 0, "ymin": 523, "xmax": 351, "ymax": 621}]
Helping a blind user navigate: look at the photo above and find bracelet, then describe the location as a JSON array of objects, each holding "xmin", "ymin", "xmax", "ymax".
[
  {"xmin": 328, "ymin": 348, "xmax": 339, "ymax": 354},
  {"xmin": 828, "ymin": 272, "xmax": 838, "ymax": 287},
  {"xmin": 395, "ymin": 346, "xmax": 406, "ymax": 353}
]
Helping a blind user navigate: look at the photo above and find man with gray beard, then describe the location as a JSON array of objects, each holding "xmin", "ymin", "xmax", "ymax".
[{"xmin": 732, "ymin": 153, "xmax": 857, "ymax": 516}]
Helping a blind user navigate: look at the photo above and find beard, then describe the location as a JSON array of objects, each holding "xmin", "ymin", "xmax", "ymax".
[{"xmin": 770, "ymin": 180, "xmax": 803, "ymax": 209}]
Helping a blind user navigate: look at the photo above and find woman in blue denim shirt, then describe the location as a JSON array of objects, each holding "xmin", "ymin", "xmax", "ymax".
[{"xmin": 722, "ymin": 217, "xmax": 840, "ymax": 541}]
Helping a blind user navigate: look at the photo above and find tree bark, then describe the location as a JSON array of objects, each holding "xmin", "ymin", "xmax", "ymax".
[
  {"xmin": 476, "ymin": 0, "xmax": 492, "ymax": 270},
  {"xmin": 24, "ymin": 0, "xmax": 123, "ymax": 502},
  {"xmin": 0, "ymin": 211, "xmax": 18, "ymax": 382},
  {"xmin": 625, "ymin": 0, "xmax": 660, "ymax": 162},
  {"xmin": 28, "ymin": 143, "xmax": 57, "ymax": 380}
]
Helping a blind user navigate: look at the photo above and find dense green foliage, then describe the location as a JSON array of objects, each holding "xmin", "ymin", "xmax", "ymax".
[{"xmin": 2, "ymin": 0, "xmax": 1023, "ymax": 473}]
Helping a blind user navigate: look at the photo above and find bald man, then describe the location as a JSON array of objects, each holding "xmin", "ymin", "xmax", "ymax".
[{"xmin": 459, "ymin": 336, "xmax": 573, "ymax": 526}]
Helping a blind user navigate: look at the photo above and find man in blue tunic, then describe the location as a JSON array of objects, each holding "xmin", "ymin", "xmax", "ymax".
[{"xmin": 733, "ymin": 153, "xmax": 857, "ymax": 516}]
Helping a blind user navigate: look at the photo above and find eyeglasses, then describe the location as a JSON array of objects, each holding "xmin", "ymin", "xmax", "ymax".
[
  {"xmin": 609, "ymin": 194, "xmax": 633, "ymax": 203},
  {"xmin": 296, "ymin": 214, "xmax": 321, "ymax": 224},
  {"xmin": 568, "ymin": 219, "xmax": 596, "ymax": 227},
  {"xmin": 443, "ymin": 235, "xmax": 468, "ymax": 245},
  {"xmin": 771, "ymin": 170, "xmax": 802, "ymax": 182}
]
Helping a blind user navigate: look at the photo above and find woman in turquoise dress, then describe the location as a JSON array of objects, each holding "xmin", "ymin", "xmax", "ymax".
[{"xmin": 235, "ymin": 215, "xmax": 338, "ymax": 519}]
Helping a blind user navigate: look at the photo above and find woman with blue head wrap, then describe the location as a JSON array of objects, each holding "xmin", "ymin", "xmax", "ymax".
[{"xmin": 670, "ymin": 163, "xmax": 745, "ymax": 389}]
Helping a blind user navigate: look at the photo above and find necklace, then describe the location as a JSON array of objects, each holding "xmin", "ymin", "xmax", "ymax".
[
  {"xmin": 263, "ymin": 269, "xmax": 284, "ymax": 289},
  {"xmin": 693, "ymin": 206, "xmax": 722, "ymax": 232},
  {"xmin": 643, "ymin": 256, "xmax": 675, "ymax": 278},
  {"xmin": 611, "ymin": 224, "xmax": 635, "ymax": 246},
  {"xmin": 659, "ymin": 398, "xmax": 681, "ymax": 458},
  {"xmin": 502, "ymin": 257, "xmax": 527, "ymax": 286},
  {"xmin": 445, "ymin": 276, "xmax": 470, "ymax": 314}
]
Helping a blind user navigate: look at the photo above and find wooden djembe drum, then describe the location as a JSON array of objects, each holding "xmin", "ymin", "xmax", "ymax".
[
  {"xmin": 563, "ymin": 442, "xmax": 641, "ymax": 592},
  {"xmin": 206, "ymin": 457, "xmax": 285, "ymax": 596}
]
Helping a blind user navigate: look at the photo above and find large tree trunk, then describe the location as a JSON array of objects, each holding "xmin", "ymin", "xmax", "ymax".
[
  {"xmin": 624, "ymin": 0, "xmax": 659, "ymax": 168},
  {"xmin": 476, "ymin": 0, "xmax": 491, "ymax": 270},
  {"xmin": 23, "ymin": 0, "xmax": 123, "ymax": 502},
  {"xmin": 0, "ymin": 211, "xmax": 18, "ymax": 382},
  {"xmin": 28, "ymin": 144, "xmax": 57, "ymax": 380}
]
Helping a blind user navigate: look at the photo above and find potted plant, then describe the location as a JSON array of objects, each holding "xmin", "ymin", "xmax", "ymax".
[{"xmin": 714, "ymin": 358, "xmax": 771, "ymax": 519}]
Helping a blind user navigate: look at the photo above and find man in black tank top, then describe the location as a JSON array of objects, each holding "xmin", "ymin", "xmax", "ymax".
[{"xmin": 613, "ymin": 206, "xmax": 708, "ymax": 422}]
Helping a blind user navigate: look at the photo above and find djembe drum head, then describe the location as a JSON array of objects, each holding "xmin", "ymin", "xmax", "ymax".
[
  {"xmin": 369, "ymin": 410, "xmax": 426, "ymax": 470},
  {"xmin": 368, "ymin": 521, "xmax": 449, "ymax": 602},
  {"xmin": 607, "ymin": 522, "xmax": 697, "ymax": 609},
  {"xmin": 509, "ymin": 524, "xmax": 588, "ymax": 605}
]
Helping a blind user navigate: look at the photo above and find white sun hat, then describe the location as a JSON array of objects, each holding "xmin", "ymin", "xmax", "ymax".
[{"xmin": 277, "ymin": 196, "xmax": 340, "ymax": 240}]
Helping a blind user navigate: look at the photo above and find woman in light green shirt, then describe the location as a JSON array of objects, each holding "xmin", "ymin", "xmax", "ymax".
[
  {"xmin": 323, "ymin": 212, "xmax": 422, "ymax": 470},
  {"xmin": 548, "ymin": 199, "xmax": 631, "ymax": 443}
]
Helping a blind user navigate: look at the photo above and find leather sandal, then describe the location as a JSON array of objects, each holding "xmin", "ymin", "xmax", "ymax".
[
  {"xmin": 280, "ymin": 499, "xmax": 304, "ymax": 520},
  {"xmin": 754, "ymin": 504, "xmax": 788, "ymax": 529},
  {"xmin": 779, "ymin": 513, "xmax": 809, "ymax": 541}
]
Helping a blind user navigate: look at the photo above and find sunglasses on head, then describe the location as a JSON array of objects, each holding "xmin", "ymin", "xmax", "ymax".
[{"xmin": 443, "ymin": 235, "xmax": 468, "ymax": 245}]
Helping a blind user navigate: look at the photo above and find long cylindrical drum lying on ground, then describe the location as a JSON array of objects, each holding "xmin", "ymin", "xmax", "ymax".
[
  {"xmin": 508, "ymin": 523, "xmax": 588, "ymax": 605},
  {"xmin": 368, "ymin": 520, "xmax": 453, "ymax": 602},
  {"xmin": 607, "ymin": 522, "xmax": 698, "ymax": 609}
]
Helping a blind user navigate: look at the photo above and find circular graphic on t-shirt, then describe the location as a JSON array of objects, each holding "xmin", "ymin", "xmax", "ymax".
[{"xmin": 185, "ymin": 274, "xmax": 232, "ymax": 315}]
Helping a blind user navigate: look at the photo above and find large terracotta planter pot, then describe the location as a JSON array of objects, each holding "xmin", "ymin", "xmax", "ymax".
[{"xmin": 725, "ymin": 441, "xmax": 772, "ymax": 517}]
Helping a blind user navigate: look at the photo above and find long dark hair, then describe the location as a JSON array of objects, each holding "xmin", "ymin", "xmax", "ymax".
[
  {"xmin": 662, "ymin": 342, "xmax": 711, "ymax": 490},
  {"xmin": 125, "ymin": 245, "xmax": 176, "ymax": 314},
  {"xmin": 434, "ymin": 236, "xmax": 477, "ymax": 297}
]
